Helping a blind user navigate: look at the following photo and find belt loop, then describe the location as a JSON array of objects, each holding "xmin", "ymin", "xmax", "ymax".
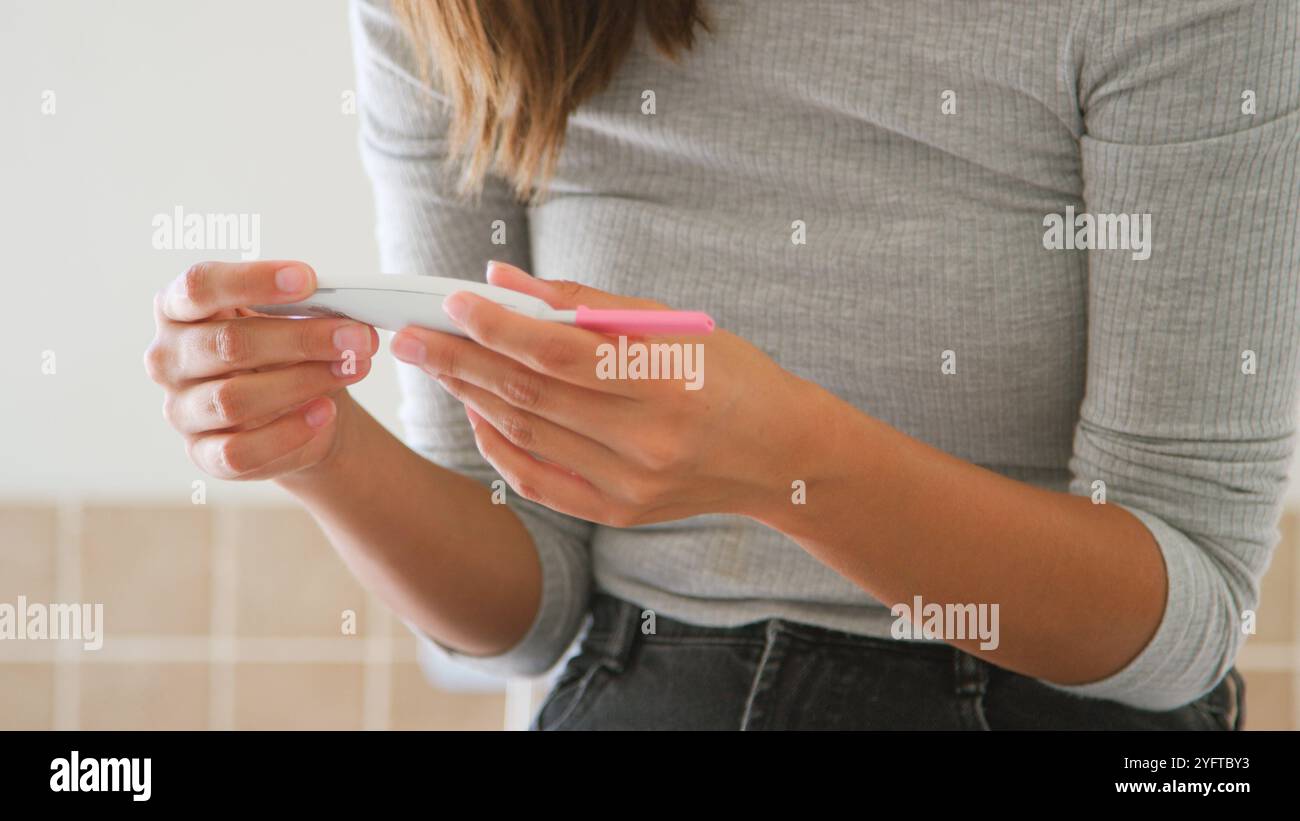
[
  {"xmin": 952, "ymin": 649, "xmax": 991, "ymax": 730},
  {"xmin": 599, "ymin": 597, "xmax": 642, "ymax": 674},
  {"xmin": 1227, "ymin": 668, "xmax": 1245, "ymax": 731},
  {"xmin": 952, "ymin": 649, "xmax": 988, "ymax": 697}
]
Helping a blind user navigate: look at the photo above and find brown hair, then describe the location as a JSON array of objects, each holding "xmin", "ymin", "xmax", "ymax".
[{"xmin": 394, "ymin": 0, "xmax": 708, "ymax": 201}]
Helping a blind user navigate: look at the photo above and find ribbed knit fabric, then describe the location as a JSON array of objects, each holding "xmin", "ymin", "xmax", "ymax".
[{"xmin": 350, "ymin": 0, "xmax": 1300, "ymax": 710}]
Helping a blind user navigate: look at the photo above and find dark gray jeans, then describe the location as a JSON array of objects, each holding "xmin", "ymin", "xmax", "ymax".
[{"xmin": 534, "ymin": 594, "xmax": 1244, "ymax": 730}]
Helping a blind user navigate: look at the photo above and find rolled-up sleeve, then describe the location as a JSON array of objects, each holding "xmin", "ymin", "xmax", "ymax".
[
  {"xmin": 1057, "ymin": 0, "xmax": 1300, "ymax": 710},
  {"xmin": 349, "ymin": 0, "xmax": 594, "ymax": 676}
]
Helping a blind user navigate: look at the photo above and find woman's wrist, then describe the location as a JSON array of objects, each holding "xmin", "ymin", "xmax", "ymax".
[
  {"xmin": 736, "ymin": 374, "xmax": 873, "ymax": 537},
  {"xmin": 275, "ymin": 390, "xmax": 370, "ymax": 496}
]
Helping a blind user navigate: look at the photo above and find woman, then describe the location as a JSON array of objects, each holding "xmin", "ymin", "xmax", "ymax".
[{"xmin": 144, "ymin": 0, "xmax": 1298, "ymax": 729}]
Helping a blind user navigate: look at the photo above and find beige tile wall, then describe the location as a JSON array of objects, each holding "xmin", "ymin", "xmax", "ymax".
[
  {"xmin": 1, "ymin": 504, "xmax": 1297, "ymax": 729},
  {"xmin": 0, "ymin": 503, "xmax": 506, "ymax": 731},
  {"xmin": 1238, "ymin": 511, "xmax": 1299, "ymax": 728}
]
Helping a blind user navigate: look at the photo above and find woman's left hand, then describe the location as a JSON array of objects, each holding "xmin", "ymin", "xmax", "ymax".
[{"xmin": 390, "ymin": 261, "xmax": 821, "ymax": 527}]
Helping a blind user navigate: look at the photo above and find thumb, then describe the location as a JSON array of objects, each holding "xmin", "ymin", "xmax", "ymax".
[{"xmin": 485, "ymin": 260, "xmax": 664, "ymax": 310}]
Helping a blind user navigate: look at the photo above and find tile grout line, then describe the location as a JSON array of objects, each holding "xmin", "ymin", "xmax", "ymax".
[
  {"xmin": 0, "ymin": 636, "xmax": 419, "ymax": 663},
  {"xmin": 52, "ymin": 498, "xmax": 82, "ymax": 730},
  {"xmin": 362, "ymin": 596, "xmax": 394, "ymax": 730},
  {"xmin": 209, "ymin": 504, "xmax": 237, "ymax": 730}
]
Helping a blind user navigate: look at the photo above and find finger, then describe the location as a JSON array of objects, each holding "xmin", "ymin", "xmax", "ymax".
[
  {"xmin": 465, "ymin": 407, "xmax": 615, "ymax": 522},
  {"xmin": 169, "ymin": 317, "xmax": 376, "ymax": 381},
  {"xmin": 391, "ymin": 326, "xmax": 629, "ymax": 427},
  {"xmin": 167, "ymin": 358, "xmax": 370, "ymax": 434},
  {"xmin": 438, "ymin": 375, "xmax": 626, "ymax": 486},
  {"xmin": 485, "ymin": 261, "xmax": 664, "ymax": 310},
  {"xmin": 187, "ymin": 396, "xmax": 336, "ymax": 480},
  {"xmin": 443, "ymin": 291, "xmax": 632, "ymax": 392},
  {"xmin": 162, "ymin": 260, "xmax": 316, "ymax": 322}
]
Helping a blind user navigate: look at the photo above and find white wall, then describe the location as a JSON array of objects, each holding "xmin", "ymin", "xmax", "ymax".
[
  {"xmin": 1, "ymin": 0, "xmax": 1297, "ymax": 507},
  {"xmin": 0, "ymin": 0, "xmax": 402, "ymax": 503}
]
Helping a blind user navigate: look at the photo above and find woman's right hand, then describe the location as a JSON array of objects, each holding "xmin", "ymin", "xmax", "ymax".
[{"xmin": 144, "ymin": 260, "xmax": 378, "ymax": 482}]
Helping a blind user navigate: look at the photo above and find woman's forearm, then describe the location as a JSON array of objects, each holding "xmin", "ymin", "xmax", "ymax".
[
  {"xmin": 752, "ymin": 380, "xmax": 1167, "ymax": 687},
  {"xmin": 276, "ymin": 391, "xmax": 542, "ymax": 657},
  {"xmin": 384, "ymin": 271, "xmax": 1165, "ymax": 686}
]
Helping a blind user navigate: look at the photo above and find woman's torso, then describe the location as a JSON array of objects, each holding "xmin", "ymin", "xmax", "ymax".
[{"xmin": 527, "ymin": 1, "xmax": 1087, "ymax": 627}]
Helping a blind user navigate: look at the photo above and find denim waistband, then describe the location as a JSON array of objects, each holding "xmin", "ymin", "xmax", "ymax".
[
  {"xmin": 580, "ymin": 592, "xmax": 957, "ymax": 669},
  {"xmin": 575, "ymin": 592, "xmax": 1244, "ymax": 729}
]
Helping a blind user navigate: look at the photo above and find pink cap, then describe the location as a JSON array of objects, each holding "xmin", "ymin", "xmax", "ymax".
[{"xmin": 574, "ymin": 306, "xmax": 715, "ymax": 336}]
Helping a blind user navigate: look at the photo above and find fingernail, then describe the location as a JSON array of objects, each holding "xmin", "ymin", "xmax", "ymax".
[
  {"xmin": 333, "ymin": 323, "xmax": 370, "ymax": 354},
  {"xmin": 275, "ymin": 265, "xmax": 308, "ymax": 293},
  {"xmin": 487, "ymin": 260, "xmax": 531, "ymax": 280},
  {"xmin": 391, "ymin": 333, "xmax": 425, "ymax": 364},
  {"xmin": 305, "ymin": 399, "xmax": 334, "ymax": 429},
  {"xmin": 442, "ymin": 293, "xmax": 468, "ymax": 324},
  {"xmin": 435, "ymin": 375, "xmax": 457, "ymax": 395}
]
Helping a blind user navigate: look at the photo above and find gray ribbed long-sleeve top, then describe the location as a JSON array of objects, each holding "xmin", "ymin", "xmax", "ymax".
[{"xmin": 350, "ymin": 0, "xmax": 1300, "ymax": 710}]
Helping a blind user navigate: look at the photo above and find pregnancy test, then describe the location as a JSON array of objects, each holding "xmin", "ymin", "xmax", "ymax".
[{"xmin": 252, "ymin": 275, "xmax": 714, "ymax": 337}]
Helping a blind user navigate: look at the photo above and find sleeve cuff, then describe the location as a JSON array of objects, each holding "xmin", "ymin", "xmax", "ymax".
[
  {"xmin": 1044, "ymin": 504, "xmax": 1236, "ymax": 711},
  {"xmin": 411, "ymin": 507, "xmax": 590, "ymax": 679}
]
